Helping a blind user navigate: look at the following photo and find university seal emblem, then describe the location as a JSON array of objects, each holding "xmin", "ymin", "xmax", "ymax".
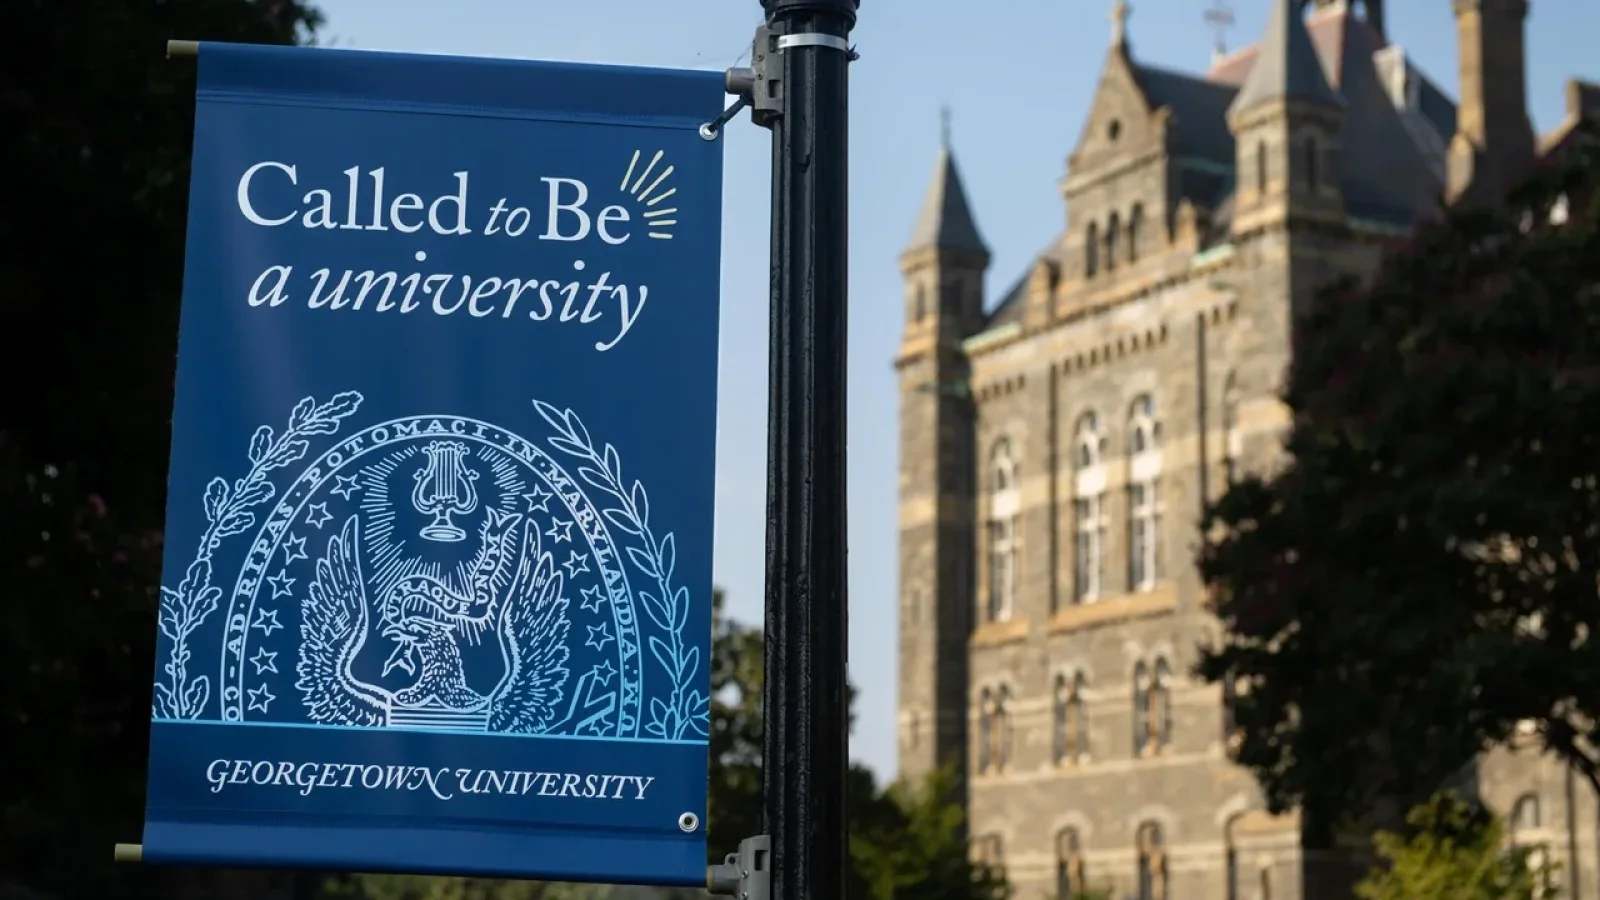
[{"xmin": 153, "ymin": 392, "xmax": 709, "ymax": 742}]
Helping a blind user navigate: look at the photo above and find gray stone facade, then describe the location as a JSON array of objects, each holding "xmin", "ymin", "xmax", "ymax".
[{"xmin": 893, "ymin": 2, "xmax": 1598, "ymax": 898}]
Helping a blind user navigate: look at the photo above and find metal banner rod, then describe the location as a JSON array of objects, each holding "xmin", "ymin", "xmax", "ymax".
[{"xmin": 756, "ymin": 2, "xmax": 858, "ymax": 900}]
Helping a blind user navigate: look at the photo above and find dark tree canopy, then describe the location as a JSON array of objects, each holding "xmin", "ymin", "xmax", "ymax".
[
  {"xmin": 1197, "ymin": 129, "xmax": 1600, "ymax": 831},
  {"xmin": 3, "ymin": 2, "xmax": 320, "ymax": 897}
]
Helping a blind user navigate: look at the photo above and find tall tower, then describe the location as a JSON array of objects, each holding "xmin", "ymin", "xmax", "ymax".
[
  {"xmin": 1447, "ymin": 0, "xmax": 1536, "ymax": 205},
  {"xmin": 894, "ymin": 119, "xmax": 988, "ymax": 785}
]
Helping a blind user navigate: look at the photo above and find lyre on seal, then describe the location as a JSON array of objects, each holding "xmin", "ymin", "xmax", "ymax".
[{"xmin": 412, "ymin": 440, "xmax": 480, "ymax": 542}]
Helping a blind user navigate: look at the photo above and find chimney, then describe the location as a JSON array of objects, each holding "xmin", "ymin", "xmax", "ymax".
[{"xmin": 1446, "ymin": 0, "xmax": 1537, "ymax": 206}]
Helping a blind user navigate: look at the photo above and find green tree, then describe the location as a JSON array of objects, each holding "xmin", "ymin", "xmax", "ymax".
[
  {"xmin": 1195, "ymin": 131, "xmax": 1600, "ymax": 830},
  {"xmin": 850, "ymin": 768, "xmax": 1007, "ymax": 900},
  {"xmin": 4, "ymin": 5, "xmax": 321, "ymax": 897},
  {"xmin": 1355, "ymin": 791, "xmax": 1557, "ymax": 900},
  {"xmin": 701, "ymin": 597, "xmax": 1004, "ymax": 900},
  {"xmin": 705, "ymin": 588, "xmax": 763, "ymax": 858}
]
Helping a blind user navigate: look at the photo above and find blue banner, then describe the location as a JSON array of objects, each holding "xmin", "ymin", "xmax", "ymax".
[{"xmin": 145, "ymin": 43, "xmax": 724, "ymax": 886}]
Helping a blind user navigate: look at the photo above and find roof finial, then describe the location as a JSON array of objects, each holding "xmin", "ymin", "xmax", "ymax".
[
  {"xmin": 1110, "ymin": 0, "xmax": 1131, "ymax": 47},
  {"xmin": 940, "ymin": 105, "xmax": 952, "ymax": 149},
  {"xmin": 1203, "ymin": 0, "xmax": 1235, "ymax": 61}
]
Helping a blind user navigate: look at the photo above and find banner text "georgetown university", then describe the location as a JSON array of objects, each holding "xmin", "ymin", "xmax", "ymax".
[{"xmin": 205, "ymin": 759, "xmax": 656, "ymax": 803}]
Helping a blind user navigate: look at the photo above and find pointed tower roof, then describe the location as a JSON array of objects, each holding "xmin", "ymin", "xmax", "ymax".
[
  {"xmin": 1228, "ymin": 0, "xmax": 1343, "ymax": 118},
  {"xmin": 904, "ymin": 113, "xmax": 988, "ymax": 257}
]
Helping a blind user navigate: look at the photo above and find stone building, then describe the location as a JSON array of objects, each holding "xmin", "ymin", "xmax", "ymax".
[{"xmin": 892, "ymin": 1, "xmax": 1599, "ymax": 898}]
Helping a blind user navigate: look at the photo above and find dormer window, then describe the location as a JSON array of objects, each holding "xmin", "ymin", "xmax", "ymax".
[{"xmin": 1105, "ymin": 212, "xmax": 1120, "ymax": 272}]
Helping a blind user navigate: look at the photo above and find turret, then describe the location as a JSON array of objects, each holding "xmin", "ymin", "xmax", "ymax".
[{"xmin": 1227, "ymin": 0, "xmax": 1347, "ymax": 236}]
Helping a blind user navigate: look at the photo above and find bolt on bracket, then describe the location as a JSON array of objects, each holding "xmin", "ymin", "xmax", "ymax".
[{"xmin": 705, "ymin": 834, "xmax": 771, "ymax": 900}]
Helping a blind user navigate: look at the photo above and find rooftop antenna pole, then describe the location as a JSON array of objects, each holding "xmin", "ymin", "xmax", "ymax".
[{"xmin": 1204, "ymin": 0, "xmax": 1235, "ymax": 62}]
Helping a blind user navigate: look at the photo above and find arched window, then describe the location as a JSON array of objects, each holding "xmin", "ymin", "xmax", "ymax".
[
  {"xmin": 1136, "ymin": 822, "xmax": 1168, "ymax": 900},
  {"xmin": 1134, "ymin": 659, "xmax": 1170, "ymax": 754},
  {"xmin": 1072, "ymin": 413, "xmax": 1107, "ymax": 604},
  {"xmin": 1073, "ymin": 673, "xmax": 1089, "ymax": 760},
  {"xmin": 1085, "ymin": 222, "xmax": 1100, "ymax": 277},
  {"xmin": 977, "ymin": 688, "xmax": 994, "ymax": 773},
  {"xmin": 1510, "ymin": 793, "xmax": 1545, "ymax": 872},
  {"xmin": 973, "ymin": 834, "xmax": 1005, "ymax": 873},
  {"xmin": 1153, "ymin": 658, "xmax": 1173, "ymax": 749},
  {"xmin": 1133, "ymin": 662, "xmax": 1152, "ymax": 755},
  {"xmin": 987, "ymin": 439, "xmax": 1020, "ymax": 623},
  {"xmin": 1221, "ymin": 372, "xmax": 1240, "ymax": 485},
  {"xmin": 1105, "ymin": 212, "xmax": 1120, "ymax": 272},
  {"xmin": 1053, "ymin": 673, "xmax": 1088, "ymax": 765},
  {"xmin": 1056, "ymin": 828, "xmax": 1086, "ymax": 899},
  {"xmin": 1128, "ymin": 203, "xmax": 1144, "ymax": 262},
  {"xmin": 1256, "ymin": 140, "xmax": 1268, "ymax": 193},
  {"xmin": 1224, "ymin": 815, "xmax": 1242, "ymax": 900},
  {"xmin": 1126, "ymin": 395, "xmax": 1163, "ymax": 593},
  {"xmin": 1512, "ymin": 794, "xmax": 1541, "ymax": 836},
  {"xmin": 1052, "ymin": 675, "xmax": 1071, "ymax": 765},
  {"xmin": 1222, "ymin": 674, "xmax": 1247, "ymax": 752},
  {"xmin": 1075, "ymin": 411, "xmax": 1103, "ymax": 470},
  {"xmin": 996, "ymin": 686, "xmax": 1013, "ymax": 770},
  {"xmin": 1304, "ymin": 136, "xmax": 1320, "ymax": 191},
  {"xmin": 912, "ymin": 285, "xmax": 927, "ymax": 323},
  {"xmin": 904, "ymin": 587, "xmax": 922, "ymax": 627}
]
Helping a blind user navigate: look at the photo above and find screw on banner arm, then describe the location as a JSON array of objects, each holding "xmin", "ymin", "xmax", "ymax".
[
  {"xmin": 698, "ymin": 23, "xmax": 858, "ymax": 139},
  {"xmin": 705, "ymin": 834, "xmax": 771, "ymax": 900}
]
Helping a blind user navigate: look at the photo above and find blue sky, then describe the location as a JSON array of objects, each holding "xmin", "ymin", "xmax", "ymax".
[{"xmin": 312, "ymin": 0, "xmax": 1597, "ymax": 780}]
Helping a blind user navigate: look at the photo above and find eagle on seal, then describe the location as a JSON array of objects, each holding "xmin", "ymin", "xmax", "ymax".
[{"xmin": 293, "ymin": 507, "xmax": 573, "ymax": 733}]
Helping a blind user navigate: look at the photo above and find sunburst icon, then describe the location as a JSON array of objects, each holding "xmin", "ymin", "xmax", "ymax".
[{"xmin": 618, "ymin": 150, "xmax": 678, "ymax": 240}]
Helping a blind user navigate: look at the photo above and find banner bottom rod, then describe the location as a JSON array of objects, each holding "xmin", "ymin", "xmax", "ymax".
[{"xmin": 114, "ymin": 843, "xmax": 143, "ymax": 863}]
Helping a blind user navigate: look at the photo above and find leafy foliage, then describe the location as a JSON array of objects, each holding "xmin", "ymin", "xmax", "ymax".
[
  {"xmin": 850, "ymin": 768, "xmax": 1008, "ymax": 900},
  {"xmin": 1196, "ymin": 130, "xmax": 1600, "ymax": 828},
  {"xmin": 3, "ymin": 4, "xmax": 321, "ymax": 896},
  {"xmin": 705, "ymin": 588, "xmax": 764, "ymax": 858},
  {"xmin": 1355, "ymin": 791, "xmax": 1558, "ymax": 900},
  {"xmin": 699, "ymin": 598, "xmax": 1005, "ymax": 900}
]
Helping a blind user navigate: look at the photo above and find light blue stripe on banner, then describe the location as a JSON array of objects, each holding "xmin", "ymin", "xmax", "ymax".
[{"xmin": 194, "ymin": 42, "xmax": 726, "ymax": 129}]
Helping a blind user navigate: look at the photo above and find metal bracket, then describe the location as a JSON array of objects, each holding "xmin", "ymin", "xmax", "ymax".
[
  {"xmin": 705, "ymin": 834, "xmax": 771, "ymax": 900},
  {"xmin": 710, "ymin": 23, "xmax": 859, "ymax": 135}
]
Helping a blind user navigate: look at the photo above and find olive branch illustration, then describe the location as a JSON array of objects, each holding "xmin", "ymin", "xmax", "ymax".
[
  {"xmin": 533, "ymin": 400, "xmax": 710, "ymax": 740},
  {"xmin": 153, "ymin": 392, "xmax": 363, "ymax": 720}
]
